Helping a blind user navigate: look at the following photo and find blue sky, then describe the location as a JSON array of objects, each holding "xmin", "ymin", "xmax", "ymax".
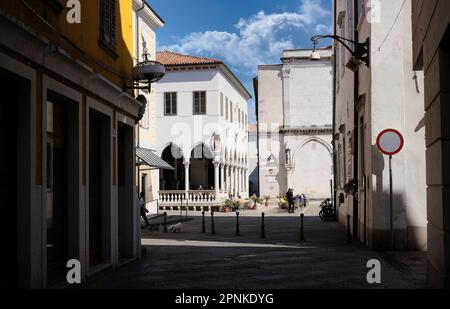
[{"xmin": 149, "ymin": 0, "xmax": 332, "ymax": 123}]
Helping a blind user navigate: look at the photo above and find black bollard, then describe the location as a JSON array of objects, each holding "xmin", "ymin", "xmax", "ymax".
[
  {"xmin": 236, "ymin": 212, "xmax": 240, "ymax": 236},
  {"xmin": 163, "ymin": 212, "xmax": 168, "ymax": 233},
  {"xmin": 201, "ymin": 211, "xmax": 206, "ymax": 233},
  {"xmin": 346, "ymin": 215, "xmax": 352, "ymax": 244},
  {"xmin": 299, "ymin": 213, "xmax": 305, "ymax": 242},
  {"xmin": 211, "ymin": 211, "xmax": 216, "ymax": 235},
  {"xmin": 261, "ymin": 212, "xmax": 266, "ymax": 239}
]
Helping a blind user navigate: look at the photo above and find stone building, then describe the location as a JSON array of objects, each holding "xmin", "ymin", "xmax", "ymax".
[
  {"xmin": 255, "ymin": 48, "xmax": 333, "ymax": 200},
  {"xmin": 132, "ymin": 0, "xmax": 172, "ymax": 215},
  {"xmin": 332, "ymin": 0, "xmax": 427, "ymax": 251},
  {"xmin": 154, "ymin": 51, "xmax": 251, "ymax": 209},
  {"xmin": 248, "ymin": 123, "xmax": 259, "ymax": 196},
  {"xmin": 411, "ymin": 0, "xmax": 450, "ymax": 288},
  {"xmin": 0, "ymin": 0, "xmax": 162, "ymax": 288}
]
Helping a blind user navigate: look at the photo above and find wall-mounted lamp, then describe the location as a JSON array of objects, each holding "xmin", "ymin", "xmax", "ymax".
[
  {"xmin": 310, "ymin": 35, "xmax": 370, "ymax": 72},
  {"xmin": 125, "ymin": 53, "xmax": 166, "ymax": 92}
]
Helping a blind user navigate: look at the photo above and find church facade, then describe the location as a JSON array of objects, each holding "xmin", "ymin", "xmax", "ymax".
[{"xmin": 255, "ymin": 48, "xmax": 333, "ymax": 200}]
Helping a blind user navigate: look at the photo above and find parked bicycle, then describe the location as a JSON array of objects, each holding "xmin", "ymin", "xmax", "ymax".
[{"xmin": 319, "ymin": 198, "xmax": 334, "ymax": 222}]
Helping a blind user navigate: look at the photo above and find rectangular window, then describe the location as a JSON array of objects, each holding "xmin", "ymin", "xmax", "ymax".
[
  {"xmin": 230, "ymin": 102, "xmax": 233, "ymax": 122},
  {"xmin": 99, "ymin": 0, "xmax": 117, "ymax": 57},
  {"xmin": 193, "ymin": 91, "xmax": 207, "ymax": 115},
  {"xmin": 225, "ymin": 98, "xmax": 229, "ymax": 120},
  {"xmin": 238, "ymin": 108, "xmax": 241, "ymax": 127},
  {"xmin": 220, "ymin": 93, "xmax": 224, "ymax": 117},
  {"xmin": 164, "ymin": 92, "xmax": 177, "ymax": 116}
]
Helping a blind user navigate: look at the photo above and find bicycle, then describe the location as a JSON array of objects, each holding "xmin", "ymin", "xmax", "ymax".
[{"xmin": 319, "ymin": 198, "xmax": 334, "ymax": 222}]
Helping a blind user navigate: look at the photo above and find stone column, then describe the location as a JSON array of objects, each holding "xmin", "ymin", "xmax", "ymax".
[
  {"xmin": 246, "ymin": 169, "xmax": 249, "ymax": 191},
  {"xmin": 230, "ymin": 166, "xmax": 234, "ymax": 197},
  {"xmin": 184, "ymin": 160, "xmax": 190, "ymax": 200},
  {"xmin": 220, "ymin": 163, "xmax": 225, "ymax": 191},
  {"xmin": 228, "ymin": 165, "xmax": 232, "ymax": 196},
  {"xmin": 239, "ymin": 168, "xmax": 243, "ymax": 195},
  {"xmin": 234, "ymin": 166, "xmax": 239, "ymax": 196},
  {"xmin": 214, "ymin": 161, "xmax": 220, "ymax": 200},
  {"xmin": 237, "ymin": 167, "xmax": 241, "ymax": 196},
  {"xmin": 224, "ymin": 164, "xmax": 229, "ymax": 194}
]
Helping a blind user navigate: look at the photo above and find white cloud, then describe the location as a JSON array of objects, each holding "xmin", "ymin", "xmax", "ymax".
[
  {"xmin": 160, "ymin": 0, "xmax": 331, "ymax": 77},
  {"xmin": 314, "ymin": 24, "xmax": 332, "ymax": 34}
]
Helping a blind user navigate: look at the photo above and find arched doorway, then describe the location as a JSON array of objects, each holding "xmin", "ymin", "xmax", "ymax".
[
  {"xmin": 189, "ymin": 144, "xmax": 214, "ymax": 190},
  {"xmin": 160, "ymin": 144, "xmax": 184, "ymax": 190},
  {"xmin": 291, "ymin": 138, "xmax": 332, "ymax": 199}
]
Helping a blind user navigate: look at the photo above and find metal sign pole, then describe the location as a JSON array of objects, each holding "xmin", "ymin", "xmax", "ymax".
[{"xmin": 389, "ymin": 155, "xmax": 394, "ymax": 250}]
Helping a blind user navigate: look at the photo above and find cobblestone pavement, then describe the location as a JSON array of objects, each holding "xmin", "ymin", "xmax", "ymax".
[{"xmin": 89, "ymin": 204, "xmax": 426, "ymax": 289}]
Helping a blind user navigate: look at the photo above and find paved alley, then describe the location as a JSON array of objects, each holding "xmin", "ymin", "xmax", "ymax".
[{"xmin": 89, "ymin": 205, "xmax": 426, "ymax": 289}]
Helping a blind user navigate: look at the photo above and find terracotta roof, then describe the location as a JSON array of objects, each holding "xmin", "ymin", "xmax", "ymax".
[{"xmin": 156, "ymin": 51, "xmax": 223, "ymax": 66}]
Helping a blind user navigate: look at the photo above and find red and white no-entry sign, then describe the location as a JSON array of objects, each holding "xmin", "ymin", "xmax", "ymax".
[
  {"xmin": 376, "ymin": 129, "xmax": 404, "ymax": 156},
  {"xmin": 376, "ymin": 128, "xmax": 404, "ymax": 250}
]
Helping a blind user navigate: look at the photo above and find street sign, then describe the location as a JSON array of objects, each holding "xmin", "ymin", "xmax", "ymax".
[
  {"xmin": 376, "ymin": 128, "xmax": 404, "ymax": 251},
  {"xmin": 376, "ymin": 129, "xmax": 404, "ymax": 156}
]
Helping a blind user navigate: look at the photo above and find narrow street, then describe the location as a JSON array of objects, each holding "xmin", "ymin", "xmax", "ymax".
[{"xmin": 90, "ymin": 204, "xmax": 426, "ymax": 289}]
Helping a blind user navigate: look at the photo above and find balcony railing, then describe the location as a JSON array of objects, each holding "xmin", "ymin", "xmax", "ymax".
[{"xmin": 158, "ymin": 190, "xmax": 229, "ymax": 205}]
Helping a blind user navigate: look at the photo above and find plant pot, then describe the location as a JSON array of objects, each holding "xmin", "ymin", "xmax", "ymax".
[{"xmin": 223, "ymin": 207, "xmax": 230, "ymax": 213}]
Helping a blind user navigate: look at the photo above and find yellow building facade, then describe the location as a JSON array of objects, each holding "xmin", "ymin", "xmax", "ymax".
[{"xmin": 0, "ymin": 0, "xmax": 145, "ymax": 288}]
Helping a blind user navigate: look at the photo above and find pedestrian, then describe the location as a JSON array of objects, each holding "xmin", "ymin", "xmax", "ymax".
[
  {"xmin": 287, "ymin": 189, "xmax": 295, "ymax": 213},
  {"xmin": 138, "ymin": 192, "xmax": 150, "ymax": 228}
]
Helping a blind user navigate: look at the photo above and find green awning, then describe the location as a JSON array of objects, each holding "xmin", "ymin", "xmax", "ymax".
[{"xmin": 136, "ymin": 147, "xmax": 174, "ymax": 170}]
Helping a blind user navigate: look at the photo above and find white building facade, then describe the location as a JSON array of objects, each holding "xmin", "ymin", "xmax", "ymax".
[
  {"xmin": 132, "ymin": 0, "xmax": 165, "ymax": 214},
  {"xmin": 155, "ymin": 51, "xmax": 251, "ymax": 208},
  {"xmin": 248, "ymin": 124, "xmax": 259, "ymax": 196},
  {"xmin": 256, "ymin": 48, "xmax": 333, "ymax": 200},
  {"xmin": 333, "ymin": 0, "xmax": 427, "ymax": 250}
]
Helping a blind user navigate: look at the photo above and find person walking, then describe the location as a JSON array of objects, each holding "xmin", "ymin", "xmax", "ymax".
[
  {"xmin": 138, "ymin": 192, "xmax": 150, "ymax": 228},
  {"xmin": 287, "ymin": 189, "xmax": 295, "ymax": 214}
]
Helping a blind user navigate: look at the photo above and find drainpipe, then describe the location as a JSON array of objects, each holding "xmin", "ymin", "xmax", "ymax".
[
  {"xmin": 332, "ymin": 0, "xmax": 337, "ymax": 221},
  {"xmin": 352, "ymin": 0, "xmax": 360, "ymax": 241},
  {"xmin": 136, "ymin": 0, "xmax": 145, "ymax": 192}
]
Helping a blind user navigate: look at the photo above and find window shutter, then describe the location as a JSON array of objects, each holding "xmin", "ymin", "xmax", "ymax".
[
  {"xmin": 110, "ymin": 0, "xmax": 116, "ymax": 48},
  {"xmin": 201, "ymin": 92, "xmax": 206, "ymax": 114},
  {"xmin": 100, "ymin": 0, "xmax": 117, "ymax": 53},
  {"xmin": 173, "ymin": 93, "xmax": 177, "ymax": 115}
]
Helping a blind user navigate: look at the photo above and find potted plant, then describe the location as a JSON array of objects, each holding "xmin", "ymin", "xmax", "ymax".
[
  {"xmin": 223, "ymin": 199, "xmax": 233, "ymax": 213},
  {"xmin": 264, "ymin": 195, "xmax": 271, "ymax": 207}
]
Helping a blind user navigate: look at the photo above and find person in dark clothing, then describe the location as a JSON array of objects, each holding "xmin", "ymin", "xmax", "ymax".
[
  {"xmin": 287, "ymin": 189, "xmax": 295, "ymax": 213},
  {"xmin": 138, "ymin": 192, "xmax": 150, "ymax": 227}
]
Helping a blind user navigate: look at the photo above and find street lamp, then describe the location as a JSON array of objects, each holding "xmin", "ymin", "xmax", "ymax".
[
  {"xmin": 125, "ymin": 52, "xmax": 166, "ymax": 93},
  {"xmin": 310, "ymin": 35, "xmax": 370, "ymax": 72},
  {"xmin": 124, "ymin": 52, "xmax": 166, "ymax": 121}
]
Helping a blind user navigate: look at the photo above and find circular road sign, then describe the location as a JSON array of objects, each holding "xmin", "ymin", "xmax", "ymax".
[{"xmin": 376, "ymin": 129, "xmax": 404, "ymax": 156}]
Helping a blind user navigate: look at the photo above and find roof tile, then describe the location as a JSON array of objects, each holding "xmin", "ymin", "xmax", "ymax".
[{"xmin": 156, "ymin": 51, "xmax": 222, "ymax": 66}]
